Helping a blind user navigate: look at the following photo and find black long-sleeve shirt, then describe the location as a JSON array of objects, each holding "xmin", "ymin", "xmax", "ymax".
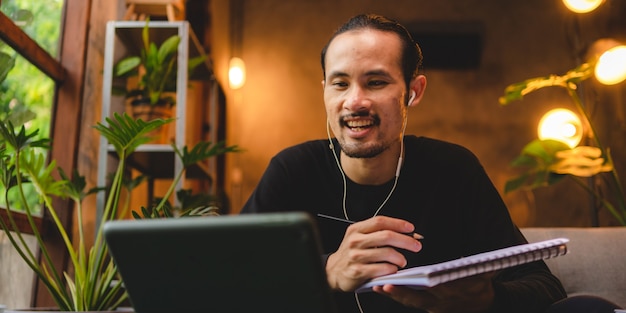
[{"xmin": 242, "ymin": 135, "xmax": 566, "ymax": 312}]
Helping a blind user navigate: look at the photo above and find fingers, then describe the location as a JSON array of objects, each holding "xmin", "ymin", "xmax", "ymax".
[
  {"xmin": 356, "ymin": 215, "xmax": 416, "ymax": 235},
  {"xmin": 373, "ymin": 273, "xmax": 496, "ymax": 313},
  {"xmin": 346, "ymin": 245, "xmax": 411, "ymax": 268},
  {"xmin": 346, "ymin": 216, "xmax": 423, "ymax": 253},
  {"xmin": 325, "ymin": 216, "xmax": 423, "ymax": 292}
]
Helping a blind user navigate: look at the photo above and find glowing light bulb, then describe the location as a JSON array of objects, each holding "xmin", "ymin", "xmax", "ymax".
[
  {"xmin": 562, "ymin": 0, "xmax": 604, "ymax": 13},
  {"xmin": 538, "ymin": 108, "xmax": 583, "ymax": 148},
  {"xmin": 595, "ymin": 45, "xmax": 626, "ymax": 85},
  {"xmin": 229, "ymin": 57, "xmax": 246, "ymax": 89}
]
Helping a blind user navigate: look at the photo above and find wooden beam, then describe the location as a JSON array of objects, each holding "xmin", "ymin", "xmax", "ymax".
[
  {"xmin": 32, "ymin": 0, "xmax": 91, "ymax": 307},
  {"xmin": 0, "ymin": 12, "xmax": 66, "ymax": 83}
]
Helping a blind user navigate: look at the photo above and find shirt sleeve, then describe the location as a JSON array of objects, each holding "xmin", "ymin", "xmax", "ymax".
[
  {"xmin": 467, "ymin": 166, "xmax": 567, "ymax": 311},
  {"xmin": 491, "ymin": 260, "xmax": 567, "ymax": 313},
  {"xmin": 435, "ymin": 141, "xmax": 567, "ymax": 312}
]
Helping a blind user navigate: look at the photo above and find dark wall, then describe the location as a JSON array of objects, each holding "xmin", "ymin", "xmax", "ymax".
[{"xmin": 210, "ymin": 0, "xmax": 626, "ymax": 227}]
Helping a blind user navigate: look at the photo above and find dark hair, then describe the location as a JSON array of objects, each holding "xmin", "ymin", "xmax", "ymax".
[{"xmin": 320, "ymin": 14, "xmax": 423, "ymax": 87}]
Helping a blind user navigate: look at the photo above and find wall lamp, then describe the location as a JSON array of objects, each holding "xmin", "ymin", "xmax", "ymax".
[
  {"xmin": 594, "ymin": 45, "xmax": 626, "ymax": 85},
  {"xmin": 228, "ymin": 57, "xmax": 246, "ymax": 89},
  {"xmin": 538, "ymin": 108, "xmax": 583, "ymax": 149},
  {"xmin": 562, "ymin": 0, "xmax": 605, "ymax": 13},
  {"xmin": 585, "ymin": 38, "xmax": 626, "ymax": 85}
]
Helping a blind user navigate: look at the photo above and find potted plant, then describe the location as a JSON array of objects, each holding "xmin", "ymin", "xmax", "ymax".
[
  {"xmin": 112, "ymin": 19, "xmax": 205, "ymax": 142},
  {"xmin": 0, "ymin": 112, "xmax": 239, "ymax": 312},
  {"xmin": 499, "ymin": 58, "xmax": 626, "ymax": 226}
]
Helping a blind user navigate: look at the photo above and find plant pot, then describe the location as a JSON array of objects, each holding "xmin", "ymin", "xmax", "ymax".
[{"xmin": 127, "ymin": 97, "xmax": 174, "ymax": 144}]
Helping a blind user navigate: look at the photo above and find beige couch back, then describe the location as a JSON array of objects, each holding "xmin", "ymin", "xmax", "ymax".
[{"xmin": 522, "ymin": 227, "xmax": 626, "ymax": 308}]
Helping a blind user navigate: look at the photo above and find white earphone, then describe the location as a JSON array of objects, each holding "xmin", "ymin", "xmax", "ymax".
[{"xmin": 408, "ymin": 90, "xmax": 416, "ymax": 106}]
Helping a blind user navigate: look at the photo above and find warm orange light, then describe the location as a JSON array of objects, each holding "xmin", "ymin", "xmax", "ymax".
[
  {"xmin": 228, "ymin": 57, "xmax": 246, "ymax": 89},
  {"xmin": 595, "ymin": 45, "xmax": 626, "ymax": 85},
  {"xmin": 562, "ymin": 0, "xmax": 604, "ymax": 13},
  {"xmin": 538, "ymin": 108, "xmax": 583, "ymax": 148}
]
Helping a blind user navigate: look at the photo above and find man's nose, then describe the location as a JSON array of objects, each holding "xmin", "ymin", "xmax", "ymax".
[{"xmin": 344, "ymin": 87, "xmax": 370, "ymax": 111}]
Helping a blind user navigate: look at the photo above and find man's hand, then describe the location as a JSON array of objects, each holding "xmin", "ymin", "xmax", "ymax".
[
  {"xmin": 372, "ymin": 272, "xmax": 496, "ymax": 313},
  {"xmin": 325, "ymin": 216, "xmax": 423, "ymax": 291}
]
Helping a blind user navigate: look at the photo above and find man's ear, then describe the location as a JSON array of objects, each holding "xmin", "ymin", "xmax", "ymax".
[
  {"xmin": 408, "ymin": 75, "xmax": 427, "ymax": 107},
  {"xmin": 321, "ymin": 79, "xmax": 325, "ymax": 89}
]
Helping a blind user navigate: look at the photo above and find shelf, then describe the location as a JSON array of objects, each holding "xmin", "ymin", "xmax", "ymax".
[
  {"xmin": 98, "ymin": 20, "xmax": 221, "ymax": 224},
  {"xmin": 107, "ymin": 144, "xmax": 210, "ymax": 179},
  {"xmin": 110, "ymin": 20, "xmax": 213, "ymax": 80}
]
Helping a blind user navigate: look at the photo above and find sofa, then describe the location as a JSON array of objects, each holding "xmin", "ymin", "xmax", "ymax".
[{"xmin": 521, "ymin": 227, "xmax": 626, "ymax": 308}]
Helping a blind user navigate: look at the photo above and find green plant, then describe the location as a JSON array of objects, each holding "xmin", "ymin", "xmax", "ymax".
[
  {"xmin": 132, "ymin": 188, "xmax": 221, "ymax": 219},
  {"xmin": 500, "ymin": 60, "xmax": 626, "ymax": 226},
  {"xmin": 0, "ymin": 113, "xmax": 240, "ymax": 310},
  {"xmin": 0, "ymin": 51, "xmax": 36, "ymax": 127},
  {"xmin": 113, "ymin": 20, "xmax": 205, "ymax": 106},
  {"xmin": 0, "ymin": 3, "xmax": 53, "ymax": 139}
]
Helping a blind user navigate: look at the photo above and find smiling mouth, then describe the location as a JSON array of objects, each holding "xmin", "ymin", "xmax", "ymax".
[
  {"xmin": 345, "ymin": 119, "xmax": 373, "ymax": 131},
  {"xmin": 340, "ymin": 114, "xmax": 380, "ymax": 132}
]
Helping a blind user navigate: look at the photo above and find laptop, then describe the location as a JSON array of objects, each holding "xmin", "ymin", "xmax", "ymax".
[{"xmin": 103, "ymin": 212, "xmax": 337, "ymax": 313}]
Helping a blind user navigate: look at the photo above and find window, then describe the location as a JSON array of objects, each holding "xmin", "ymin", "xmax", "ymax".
[
  {"xmin": 1, "ymin": 5, "xmax": 63, "ymax": 217},
  {"xmin": 0, "ymin": 0, "xmax": 88, "ymax": 308},
  {"xmin": 1, "ymin": 0, "xmax": 63, "ymax": 140}
]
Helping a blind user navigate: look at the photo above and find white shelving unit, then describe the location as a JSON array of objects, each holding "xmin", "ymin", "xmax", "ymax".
[{"xmin": 97, "ymin": 20, "xmax": 217, "ymax": 224}]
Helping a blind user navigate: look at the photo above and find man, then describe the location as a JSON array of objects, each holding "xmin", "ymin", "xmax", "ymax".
[{"xmin": 241, "ymin": 14, "xmax": 615, "ymax": 313}]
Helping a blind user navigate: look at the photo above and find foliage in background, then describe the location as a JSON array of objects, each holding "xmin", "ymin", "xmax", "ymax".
[
  {"xmin": 0, "ymin": 0, "xmax": 63, "ymax": 212},
  {"xmin": 1, "ymin": 4, "xmax": 240, "ymax": 309},
  {"xmin": 113, "ymin": 19, "xmax": 205, "ymax": 106},
  {"xmin": 0, "ymin": 0, "xmax": 63, "ymax": 139},
  {"xmin": 0, "ymin": 113, "xmax": 240, "ymax": 310},
  {"xmin": 500, "ymin": 60, "xmax": 626, "ymax": 226}
]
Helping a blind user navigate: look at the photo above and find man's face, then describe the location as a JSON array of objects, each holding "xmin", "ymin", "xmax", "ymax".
[{"xmin": 323, "ymin": 29, "xmax": 408, "ymax": 159}]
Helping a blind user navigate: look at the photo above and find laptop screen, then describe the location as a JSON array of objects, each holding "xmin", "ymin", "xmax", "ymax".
[{"xmin": 104, "ymin": 212, "xmax": 337, "ymax": 313}]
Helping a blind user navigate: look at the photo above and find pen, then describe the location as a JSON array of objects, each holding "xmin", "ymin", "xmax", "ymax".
[{"xmin": 316, "ymin": 213, "xmax": 424, "ymax": 240}]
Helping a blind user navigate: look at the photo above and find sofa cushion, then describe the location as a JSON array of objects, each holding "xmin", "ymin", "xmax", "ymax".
[{"xmin": 521, "ymin": 227, "xmax": 626, "ymax": 308}]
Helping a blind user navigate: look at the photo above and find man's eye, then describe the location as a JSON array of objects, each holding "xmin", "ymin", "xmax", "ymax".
[
  {"xmin": 332, "ymin": 81, "xmax": 348, "ymax": 88},
  {"xmin": 368, "ymin": 80, "xmax": 388, "ymax": 87}
]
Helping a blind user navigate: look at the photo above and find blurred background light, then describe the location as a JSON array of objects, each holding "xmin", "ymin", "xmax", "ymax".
[{"xmin": 538, "ymin": 108, "xmax": 583, "ymax": 148}]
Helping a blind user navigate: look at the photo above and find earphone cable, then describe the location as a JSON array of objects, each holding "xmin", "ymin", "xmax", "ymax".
[{"xmin": 326, "ymin": 111, "xmax": 408, "ymax": 313}]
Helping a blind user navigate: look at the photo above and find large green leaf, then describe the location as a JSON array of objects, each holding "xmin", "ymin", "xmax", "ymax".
[
  {"xmin": 93, "ymin": 112, "xmax": 172, "ymax": 157},
  {"xmin": 188, "ymin": 55, "xmax": 206, "ymax": 75},
  {"xmin": 2, "ymin": 104, "xmax": 36, "ymax": 127},
  {"xmin": 519, "ymin": 139, "xmax": 570, "ymax": 164},
  {"xmin": 505, "ymin": 139, "xmax": 570, "ymax": 193},
  {"xmin": 499, "ymin": 62, "xmax": 594, "ymax": 105},
  {"xmin": 12, "ymin": 9, "xmax": 34, "ymax": 27},
  {"xmin": 0, "ymin": 121, "xmax": 49, "ymax": 152},
  {"xmin": 0, "ymin": 51, "xmax": 16, "ymax": 84},
  {"xmin": 173, "ymin": 140, "xmax": 241, "ymax": 168},
  {"xmin": 20, "ymin": 150, "xmax": 67, "ymax": 198},
  {"xmin": 505, "ymin": 169, "xmax": 566, "ymax": 193},
  {"xmin": 157, "ymin": 35, "xmax": 181, "ymax": 64},
  {"xmin": 113, "ymin": 56, "xmax": 140, "ymax": 77}
]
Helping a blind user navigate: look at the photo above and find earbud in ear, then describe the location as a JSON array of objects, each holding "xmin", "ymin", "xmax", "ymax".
[{"xmin": 408, "ymin": 91, "xmax": 416, "ymax": 106}]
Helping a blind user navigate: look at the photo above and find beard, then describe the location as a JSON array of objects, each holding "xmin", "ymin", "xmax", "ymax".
[
  {"xmin": 335, "ymin": 113, "xmax": 389, "ymax": 158},
  {"xmin": 338, "ymin": 140, "xmax": 389, "ymax": 158}
]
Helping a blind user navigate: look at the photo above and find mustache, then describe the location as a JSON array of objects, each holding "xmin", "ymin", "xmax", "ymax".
[{"xmin": 339, "ymin": 112, "xmax": 381, "ymax": 127}]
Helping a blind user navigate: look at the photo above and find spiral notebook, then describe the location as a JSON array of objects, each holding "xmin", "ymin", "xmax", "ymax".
[{"xmin": 357, "ymin": 237, "xmax": 569, "ymax": 292}]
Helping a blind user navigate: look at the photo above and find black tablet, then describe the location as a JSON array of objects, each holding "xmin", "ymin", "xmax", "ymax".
[{"xmin": 104, "ymin": 212, "xmax": 337, "ymax": 313}]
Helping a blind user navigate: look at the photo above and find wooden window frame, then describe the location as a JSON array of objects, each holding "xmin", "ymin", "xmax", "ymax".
[{"xmin": 0, "ymin": 0, "xmax": 90, "ymax": 307}]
